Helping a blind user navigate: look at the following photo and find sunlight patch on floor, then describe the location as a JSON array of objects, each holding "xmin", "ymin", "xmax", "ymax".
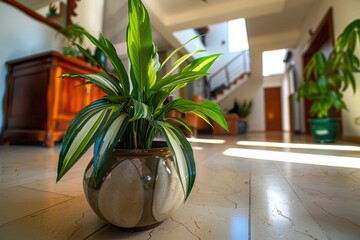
[
  {"xmin": 192, "ymin": 146, "xmax": 204, "ymax": 150},
  {"xmin": 223, "ymin": 148, "xmax": 360, "ymax": 169},
  {"xmin": 187, "ymin": 138, "xmax": 225, "ymax": 144},
  {"xmin": 236, "ymin": 141, "xmax": 360, "ymax": 151}
]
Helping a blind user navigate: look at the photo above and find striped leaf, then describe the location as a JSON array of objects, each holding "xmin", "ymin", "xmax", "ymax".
[
  {"xmin": 147, "ymin": 44, "xmax": 160, "ymax": 89},
  {"xmin": 57, "ymin": 100, "xmax": 121, "ymax": 181},
  {"xmin": 131, "ymin": 98, "xmax": 153, "ymax": 121},
  {"xmin": 163, "ymin": 49, "xmax": 206, "ymax": 78},
  {"xmin": 127, "ymin": 0, "xmax": 153, "ymax": 96},
  {"xmin": 164, "ymin": 99, "xmax": 229, "ymax": 131},
  {"xmin": 74, "ymin": 43, "xmax": 123, "ymax": 95},
  {"xmin": 93, "ymin": 113, "xmax": 129, "ymax": 184},
  {"xmin": 151, "ymin": 72, "xmax": 207, "ymax": 91},
  {"xmin": 154, "ymin": 121, "xmax": 196, "ymax": 200},
  {"xmin": 183, "ymin": 54, "xmax": 221, "ymax": 72},
  {"xmin": 77, "ymin": 30, "xmax": 130, "ymax": 95},
  {"xmin": 166, "ymin": 117, "xmax": 193, "ymax": 134},
  {"xmin": 61, "ymin": 73, "xmax": 120, "ymax": 95},
  {"xmin": 159, "ymin": 35, "xmax": 202, "ymax": 71}
]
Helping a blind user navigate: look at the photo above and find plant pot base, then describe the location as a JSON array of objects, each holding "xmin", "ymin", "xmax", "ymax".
[{"xmin": 120, "ymin": 221, "xmax": 163, "ymax": 232}]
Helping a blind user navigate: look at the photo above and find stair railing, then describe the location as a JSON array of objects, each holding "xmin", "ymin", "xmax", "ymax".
[{"xmin": 208, "ymin": 50, "xmax": 250, "ymax": 92}]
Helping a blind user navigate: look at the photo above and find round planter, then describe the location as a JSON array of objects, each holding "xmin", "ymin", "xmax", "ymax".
[
  {"xmin": 309, "ymin": 118, "xmax": 339, "ymax": 143},
  {"xmin": 83, "ymin": 142, "xmax": 184, "ymax": 231}
]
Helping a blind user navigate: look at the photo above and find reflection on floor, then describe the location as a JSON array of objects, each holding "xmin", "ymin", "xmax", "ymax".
[{"xmin": 1, "ymin": 132, "xmax": 360, "ymax": 239}]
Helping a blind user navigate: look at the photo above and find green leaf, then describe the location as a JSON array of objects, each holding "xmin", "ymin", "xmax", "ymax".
[
  {"xmin": 130, "ymin": 98, "xmax": 153, "ymax": 121},
  {"xmin": 147, "ymin": 46, "xmax": 160, "ymax": 89},
  {"xmin": 127, "ymin": 0, "xmax": 153, "ymax": 98},
  {"xmin": 152, "ymin": 72, "xmax": 207, "ymax": 91},
  {"xmin": 57, "ymin": 100, "xmax": 120, "ymax": 181},
  {"xmin": 74, "ymin": 43, "xmax": 124, "ymax": 94},
  {"xmin": 166, "ymin": 117, "xmax": 193, "ymax": 134},
  {"xmin": 183, "ymin": 54, "xmax": 221, "ymax": 73},
  {"xmin": 315, "ymin": 52, "xmax": 327, "ymax": 75},
  {"xmin": 304, "ymin": 56, "xmax": 316, "ymax": 81},
  {"xmin": 160, "ymin": 35, "xmax": 202, "ymax": 71},
  {"xmin": 164, "ymin": 99, "xmax": 228, "ymax": 131},
  {"xmin": 104, "ymin": 95, "xmax": 130, "ymax": 104},
  {"xmin": 93, "ymin": 113, "xmax": 129, "ymax": 184},
  {"xmin": 317, "ymin": 76, "xmax": 328, "ymax": 94},
  {"xmin": 153, "ymin": 121, "xmax": 196, "ymax": 200},
  {"xmin": 61, "ymin": 72, "xmax": 120, "ymax": 95},
  {"xmin": 77, "ymin": 30, "xmax": 130, "ymax": 95},
  {"xmin": 163, "ymin": 49, "xmax": 206, "ymax": 78},
  {"xmin": 150, "ymin": 90, "xmax": 169, "ymax": 110}
]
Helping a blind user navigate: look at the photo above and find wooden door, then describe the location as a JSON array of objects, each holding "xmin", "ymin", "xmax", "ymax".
[{"xmin": 265, "ymin": 87, "xmax": 283, "ymax": 131}]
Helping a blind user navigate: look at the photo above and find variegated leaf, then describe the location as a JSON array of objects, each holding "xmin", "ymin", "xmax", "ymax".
[
  {"xmin": 57, "ymin": 100, "xmax": 122, "ymax": 181},
  {"xmin": 154, "ymin": 121, "xmax": 196, "ymax": 200},
  {"xmin": 61, "ymin": 73, "xmax": 120, "ymax": 95},
  {"xmin": 130, "ymin": 98, "xmax": 152, "ymax": 121},
  {"xmin": 93, "ymin": 113, "xmax": 129, "ymax": 184}
]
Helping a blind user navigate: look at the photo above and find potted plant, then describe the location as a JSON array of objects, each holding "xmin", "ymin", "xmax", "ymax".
[
  {"xmin": 228, "ymin": 99, "xmax": 252, "ymax": 134},
  {"xmin": 56, "ymin": 0, "xmax": 228, "ymax": 231},
  {"xmin": 297, "ymin": 19, "xmax": 360, "ymax": 143},
  {"xmin": 59, "ymin": 24, "xmax": 86, "ymax": 58},
  {"xmin": 46, "ymin": 3, "xmax": 58, "ymax": 18}
]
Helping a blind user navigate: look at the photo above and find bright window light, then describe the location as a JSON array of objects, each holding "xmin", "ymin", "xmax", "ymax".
[
  {"xmin": 262, "ymin": 49, "xmax": 286, "ymax": 76},
  {"xmin": 187, "ymin": 138, "xmax": 225, "ymax": 144},
  {"xmin": 223, "ymin": 148, "xmax": 360, "ymax": 169},
  {"xmin": 228, "ymin": 18, "xmax": 249, "ymax": 53},
  {"xmin": 236, "ymin": 141, "xmax": 360, "ymax": 151}
]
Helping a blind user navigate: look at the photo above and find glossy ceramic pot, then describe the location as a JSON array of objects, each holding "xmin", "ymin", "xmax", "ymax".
[
  {"xmin": 310, "ymin": 118, "xmax": 338, "ymax": 143},
  {"xmin": 83, "ymin": 142, "xmax": 184, "ymax": 231}
]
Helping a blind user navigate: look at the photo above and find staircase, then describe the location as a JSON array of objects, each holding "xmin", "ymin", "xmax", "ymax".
[{"xmin": 208, "ymin": 50, "xmax": 250, "ymax": 102}]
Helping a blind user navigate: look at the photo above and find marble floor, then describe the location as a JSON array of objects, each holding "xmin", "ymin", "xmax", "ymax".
[{"xmin": 1, "ymin": 132, "xmax": 360, "ymax": 239}]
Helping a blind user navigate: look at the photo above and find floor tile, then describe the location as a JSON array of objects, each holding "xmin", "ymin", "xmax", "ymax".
[{"xmin": 0, "ymin": 186, "xmax": 72, "ymax": 225}]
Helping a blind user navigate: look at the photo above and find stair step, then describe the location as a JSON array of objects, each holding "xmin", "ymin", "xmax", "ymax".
[{"xmin": 211, "ymin": 72, "xmax": 250, "ymax": 100}]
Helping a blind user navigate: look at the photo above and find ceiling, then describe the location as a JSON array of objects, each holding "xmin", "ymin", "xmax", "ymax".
[{"xmin": 104, "ymin": 0, "xmax": 316, "ymax": 50}]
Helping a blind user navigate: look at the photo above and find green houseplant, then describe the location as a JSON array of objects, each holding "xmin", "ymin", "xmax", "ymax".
[
  {"xmin": 228, "ymin": 99, "xmax": 252, "ymax": 134},
  {"xmin": 297, "ymin": 19, "xmax": 360, "ymax": 142},
  {"xmin": 59, "ymin": 24, "xmax": 86, "ymax": 57},
  {"xmin": 56, "ymin": 0, "xmax": 228, "ymax": 230}
]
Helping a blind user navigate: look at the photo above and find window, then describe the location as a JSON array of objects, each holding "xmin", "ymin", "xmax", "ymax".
[
  {"xmin": 262, "ymin": 49, "xmax": 286, "ymax": 76},
  {"xmin": 228, "ymin": 18, "xmax": 249, "ymax": 53}
]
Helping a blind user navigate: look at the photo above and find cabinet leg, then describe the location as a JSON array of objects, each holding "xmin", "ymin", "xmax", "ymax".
[
  {"xmin": 0, "ymin": 134, "xmax": 10, "ymax": 145},
  {"xmin": 44, "ymin": 132, "xmax": 54, "ymax": 148},
  {"xmin": 44, "ymin": 140, "xmax": 54, "ymax": 148}
]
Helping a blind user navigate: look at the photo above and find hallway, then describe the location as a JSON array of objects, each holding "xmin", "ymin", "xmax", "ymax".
[{"xmin": 1, "ymin": 133, "xmax": 360, "ymax": 239}]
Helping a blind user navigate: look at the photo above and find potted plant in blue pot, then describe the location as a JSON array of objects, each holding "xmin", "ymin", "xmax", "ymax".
[
  {"xmin": 56, "ymin": 0, "xmax": 228, "ymax": 231},
  {"xmin": 297, "ymin": 19, "xmax": 360, "ymax": 143},
  {"xmin": 228, "ymin": 99, "xmax": 252, "ymax": 134}
]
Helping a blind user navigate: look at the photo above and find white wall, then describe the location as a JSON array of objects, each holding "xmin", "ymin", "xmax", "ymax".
[
  {"xmin": 294, "ymin": 0, "xmax": 360, "ymax": 137},
  {"xmin": 219, "ymin": 47, "xmax": 265, "ymax": 132},
  {"xmin": 75, "ymin": 0, "xmax": 104, "ymax": 52},
  {"xmin": 263, "ymin": 74, "xmax": 283, "ymax": 88},
  {"xmin": 205, "ymin": 22, "xmax": 242, "ymax": 73},
  {"xmin": 0, "ymin": 1, "xmax": 104, "ymax": 133}
]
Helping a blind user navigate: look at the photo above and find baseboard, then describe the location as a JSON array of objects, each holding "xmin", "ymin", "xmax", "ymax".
[{"xmin": 341, "ymin": 136, "xmax": 360, "ymax": 144}]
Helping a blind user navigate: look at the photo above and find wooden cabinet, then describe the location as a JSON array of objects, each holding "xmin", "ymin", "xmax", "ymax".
[{"xmin": 2, "ymin": 51, "xmax": 105, "ymax": 147}]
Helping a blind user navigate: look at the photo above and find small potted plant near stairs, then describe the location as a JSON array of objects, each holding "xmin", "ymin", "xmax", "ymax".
[
  {"xmin": 228, "ymin": 99, "xmax": 252, "ymax": 134},
  {"xmin": 297, "ymin": 19, "xmax": 360, "ymax": 143},
  {"xmin": 56, "ymin": 0, "xmax": 228, "ymax": 231}
]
